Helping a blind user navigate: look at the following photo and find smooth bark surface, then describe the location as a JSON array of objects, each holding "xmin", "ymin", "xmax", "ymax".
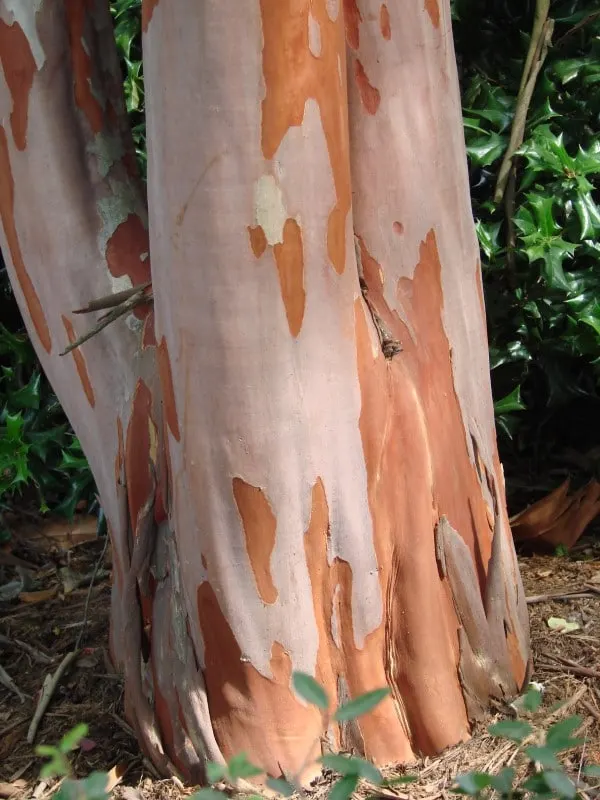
[{"xmin": 0, "ymin": 0, "xmax": 530, "ymax": 783}]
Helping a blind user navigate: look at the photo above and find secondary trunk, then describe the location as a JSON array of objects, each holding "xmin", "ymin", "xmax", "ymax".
[{"xmin": 0, "ymin": 0, "xmax": 530, "ymax": 783}]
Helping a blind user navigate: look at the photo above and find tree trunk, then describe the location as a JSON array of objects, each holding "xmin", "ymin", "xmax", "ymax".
[{"xmin": 0, "ymin": 0, "xmax": 530, "ymax": 783}]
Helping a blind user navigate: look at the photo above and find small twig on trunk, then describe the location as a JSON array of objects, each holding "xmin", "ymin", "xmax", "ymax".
[
  {"xmin": 27, "ymin": 650, "xmax": 80, "ymax": 744},
  {"xmin": 0, "ymin": 633, "xmax": 53, "ymax": 664},
  {"xmin": 60, "ymin": 284, "xmax": 153, "ymax": 356},
  {"xmin": 0, "ymin": 663, "xmax": 26, "ymax": 703},
  {"xmin": 73, "ymin": 282, "xmax": 151, "ymax": 314},
  {"xmin": 494, "ymin": 0, "xmax": 554, "ymax": 203}
]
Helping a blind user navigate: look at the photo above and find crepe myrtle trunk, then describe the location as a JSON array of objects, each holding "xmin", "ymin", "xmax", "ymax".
[{"xmin": 0, "ymin": 0, "xmax": 530, "ymax": 784}]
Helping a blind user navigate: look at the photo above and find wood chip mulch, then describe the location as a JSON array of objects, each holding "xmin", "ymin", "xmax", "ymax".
[{"xmin": 0, "ymin": 521, "xmax": 599, "ymax": 800}]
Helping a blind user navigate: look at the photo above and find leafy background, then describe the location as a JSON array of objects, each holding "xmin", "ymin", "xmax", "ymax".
[
  {"xmin": 0, "ymin": 0, "xmax": 599, "ymax": 530},
  {"xmin": 454, "ymin": 0, "xmax": 600, "ymax": 511}
]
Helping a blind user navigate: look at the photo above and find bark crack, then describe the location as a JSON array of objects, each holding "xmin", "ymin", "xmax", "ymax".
[{"xmin": 354, "ymin": 235, "xmax": 403, "ymax": 360}]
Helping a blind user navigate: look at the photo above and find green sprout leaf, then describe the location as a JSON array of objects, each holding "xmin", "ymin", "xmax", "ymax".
[
  {"xmin": 453, "ymin": 772, "xmax": 492, "ymax": 795},
  {"xmin": 333, "ymin": 689, "xmax": 389, "ymax": 722},
  {"xmin": 291, "ymin": 672, "xmax": 329, "ymax": 710},
  {"xmin": 488, "ymin": 719, "xmax": 532, "ymax": 742}
]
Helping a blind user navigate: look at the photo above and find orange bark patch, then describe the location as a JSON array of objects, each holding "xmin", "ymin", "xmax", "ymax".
[
  {"xmin": 302, "ymin": 476, "xmax": 413, "ymax": 762},
  {"xmin": 303, "ymin": 478, "xmax": 338, "ymax": 699},
  {"xmin": 392, "ymin": 221, "xmax": 404, "ymax": 235},
  {"xmin": 151, "ymin": 669, "xmax": 178, "ymax": 770},
  {"xmin": 260, "ymin": 0, "xmax": 352, "ymax": 276},
  {"xmin": 273, "ymin": 218, "xmax": 306, "ymax": 337},
  {"xmin": 157, "ymin": 337, "xmax": 181, "ymax": 442},
  {"xmin": 248, "ymin": 225, "xmax": 267, "ymax": 259},
  {"xmin": 505, "ymin": 622, "xmax": 527, "ymax": 688},
  {"xmin": 353, "ymin": 293, "xmax": 469, "ymax": 755},
  {"xmin": 105, "ymin": 214, "xmax": 151, "ymax": 287},
  {"xmin": 142, "ymin": 0, "xmax": 161, "ymax": 33},
  {"xmin": 125, "ymin": 379, "xmax": 154, "ymax": 534},
  {"xmin": 142, "ymin": 309, "xmax": 157, "ymax": 349},
  {"xmin": 352, "ymin": 228, "xmax": 529, "ymax": 739},
  {"xmin": 64, "ymin": 1, "xmax": 104, "ymax": 133},
  {"xmin": 0, "ymin": 127, "xmax": 51, "ymax": 352},
  {"xmin": 232, "ymin": 478, "xmax": 278, "ymax": 605},
  {"xmin": 379, "ymin": 4, "xmax": 391, "ymax": 40},
  {"xmin": 343, "ymin": 0, "xmax": 362, "ymax": 49},
  {"xmin": 424, "ymin": 0, "xmax": 440, "ymax": 28},
  {"xmin": 354, "ymin": 60, "xmax": 381, "ymax": 115},
  {"xmin": 196, "ymin": 581, "xmax": 321, "ymax": 775},
  {"xmin": 61, "ymin": 316, "xmax": 96, "ymax": 408},
  {"xmin": 0, "ymin": 19, "xmax": 36, "ymax": 151},
  {"xmin": 357, "ymin": 235, "xmax": 384, "ymax": 288}
]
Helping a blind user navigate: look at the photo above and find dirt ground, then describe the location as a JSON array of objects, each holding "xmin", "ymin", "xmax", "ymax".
[{"xmin": 0, "ymin": 518, "xmax": 599, "ymax": 800}]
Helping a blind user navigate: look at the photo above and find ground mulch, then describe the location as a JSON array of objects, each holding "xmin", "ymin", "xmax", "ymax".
[{"xmin": 0, "ymin": 517, "xmax": 598, "ymax": 800}]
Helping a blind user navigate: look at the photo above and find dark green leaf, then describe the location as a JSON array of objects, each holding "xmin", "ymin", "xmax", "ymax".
[
  {"xmin": 542, "ymin": 770, "xmax": 577, "ymax": 799},
  {"xmin": 494, "ymin": 386, "xmax": 526, "ymax": 414},
  {"xmin": 265, "ymin": 777, "xmax": 296, "ymax": 796},
  {"xmin": 523, "ymin": 686, "xmax": 543, "ymax": 712},
  {"xmin": 545, "ymin": 715, "xmax": 584, "ymax": 751},
  {"xmin": 466, "ymin": 133, "xmax": 506, "ymax": 167},
  {"xmin": 490, "ymin": 767, "xmax": 515, "ymax": 794},
  {"xmin": 525, "ymin": 746, "xmax": 562, "ymax": 769},
  {"xmin": 10, "ymin": 372, "xmax": 41, "ymax": 410},
  {"xmin": 328, "ymin": 774, "xmax": 359, "ymax": 800}
]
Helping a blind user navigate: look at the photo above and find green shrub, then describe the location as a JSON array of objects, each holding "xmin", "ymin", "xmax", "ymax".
[
  {"xmin": 0, "ymin": 316, "xmax": 95, "ymax": 521},
  {"xmin": 453, "ymin": 1, "xmax": 600, "ymax": 500}
]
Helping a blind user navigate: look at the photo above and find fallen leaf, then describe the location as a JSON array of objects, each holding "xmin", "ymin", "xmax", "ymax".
[
  {"xmin": 120, "ymin": 788, "xmax": 143, "ymax": 800},
  {"xmin": 537, "ymin": 569, "xmax": 553, "ymax": 578},
  {"xmin": 17, "ymin": 516, "xmax": 98, "ymax": 555},
  {"xmin": 58, "ymin": 567, "xmax": 82, "ymax": 595},
  {"xmin": 0, "ymin": 780, "xmax": 27, "ymax": 798},
  {"xmin": 76, "ymin": 657, "xmax": 97, "ymax": 669},
  {"xmin": 105, "ymin": 763, "xmax": 128, "ymax": 792},
  {"xmin": 547, "ymin": 617, "xmax": 581, "ymax": 633},
  {"xmin": 589, "ymin": 571, "xmax": 600, "ymax": 585},
  {"xmin": 79, "ymin": 738, "xmax": 97, "ymax": 752},
  {"xmin": 19, "ymin": 586, "xmax": 58, "ymax": 604}
]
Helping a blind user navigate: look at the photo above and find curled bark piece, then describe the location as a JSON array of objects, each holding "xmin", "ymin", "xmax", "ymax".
[{"xmin": 511, "ymin": 479, "xmax": 600, "ymax": 549}]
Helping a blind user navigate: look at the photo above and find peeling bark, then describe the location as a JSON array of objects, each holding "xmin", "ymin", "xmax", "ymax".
[{"xmin": 0, "ymin": 0, "xmax": 529, "ymax": 784}]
